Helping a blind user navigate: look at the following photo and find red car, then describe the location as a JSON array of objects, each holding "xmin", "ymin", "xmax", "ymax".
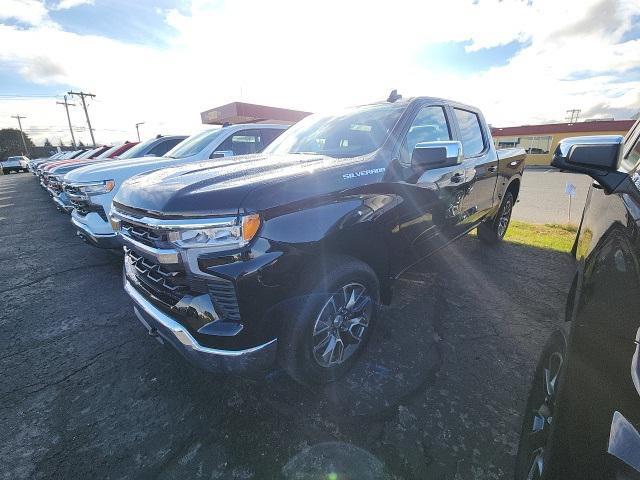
[
  {"xmin": 102, "ymin": 141, "xmax": 138, "ymax": 158},
  {"xmin": 41, "ymin": 142, "xmax": 137, "ymax": 174}
]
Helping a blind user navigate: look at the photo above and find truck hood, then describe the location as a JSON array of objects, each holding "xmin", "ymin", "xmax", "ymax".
[
  {"xmin": 64, "ymin": 156, "xmax": 179, "ymax": 184},
  {"xmin": 113, "ymin": 153, "xmax": 368, "ymax": 217},
  {"xmin": 50, "ymin": 159, "xmax": 109, "ymax": 175}
]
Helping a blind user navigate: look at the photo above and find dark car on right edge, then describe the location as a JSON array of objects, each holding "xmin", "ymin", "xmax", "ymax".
[{"xmin": 515, "ymin": 118, "xmax": 640, "ymax": 479}]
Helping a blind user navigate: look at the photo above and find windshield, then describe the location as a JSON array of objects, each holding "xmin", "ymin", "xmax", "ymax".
[
  {"xmin": 117, "ymin": 138, "xmax": 157, "ymax": 159},
  {"xmin": 164, "ymin": 129, "xmax": 222, "ymax": 158},
  {"xmin": 76, "ymin": 148, "xmax": 98, "ymax": 159},
  {"xmin": 263, "ymin": 103, "xmax": 405, "ymax": 158},
  {"xmin": 95, "ymin": 145, "xmax": 120, "ymax": 159}
]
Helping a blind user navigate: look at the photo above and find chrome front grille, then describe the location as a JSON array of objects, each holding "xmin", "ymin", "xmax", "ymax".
[
  {"xmin": 121, "ymin": 222, "xmax": 168, "ymax": 247},
  {"xmin": 71, "ymin": 199, "xmax": 87, "ymax": 215},
  {"xmin": 64, "ymin": 184, "xmax": 82, "ymax": 196},
  {"xmin": 125, "ymin": 246, "xmax": 241, "ymax": 321},
  {"xmin": 125, "ymin": 247, "xmax": 188, "ymax": 306},
  {"xmin": 69, "ymin": 197, "xmax": 106, "ymax": 219}
]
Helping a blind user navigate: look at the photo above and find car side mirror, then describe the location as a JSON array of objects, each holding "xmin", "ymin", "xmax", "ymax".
[
  {"xmin": 551, "ymin": 135, "xmax": 630, "ymax": 195},
  {"xmin": 411, "ymin": 141, "xmax": 463, "ymax": 171},
  {"xmin": 210, "ymin": 150, "xmax": 234, "ymax": 159}
]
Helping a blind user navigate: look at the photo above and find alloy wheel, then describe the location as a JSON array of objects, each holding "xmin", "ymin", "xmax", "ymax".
[
  {"xmin": 497, "ymin": 196, "xmax": 513, "ymax": 238},
  {"xmin": 523, "ymin": 350, "xmax": 564, "ymax": 479},
  {"xmin": 311, "ymin": 282, "xmax": 373, "ymax": 368}
]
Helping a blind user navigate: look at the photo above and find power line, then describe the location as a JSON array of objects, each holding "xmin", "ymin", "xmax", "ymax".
[
  {"xmin": 68, "ymin": 90, "xmax": 96, "ymax": 147},
  {"xmin": 56, "ymin": 95, "xmax": 77, "ymax": 148},
  {"xmin": 0, "ymin": 94, "xmax": 61, "ymax": 98}
]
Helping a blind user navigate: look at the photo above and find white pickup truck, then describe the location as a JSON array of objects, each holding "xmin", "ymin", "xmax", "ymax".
[
  {"xmin": 1, "ymin": 156, "xmax": 29, "ymax": 174},
  {"xmin": 63, "ymin": 123, "xmax": 288, "ymax": 248}
]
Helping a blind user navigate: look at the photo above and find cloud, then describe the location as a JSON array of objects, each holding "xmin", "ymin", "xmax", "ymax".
[
  {"xmin": 17, "ymin": 55, "xmax": 66, "ymax": 82},
  {"xmin": 0, "ymin": 0, "xmax": 49, "ymax": 26},
  {"xmin": 0, "ymin": 0, "xmax": 638, "ymax": 146},
  {"xmin": 580, "ymin": 92, "xmax": 640, "ymax": 120},
  {"xmin": 550, "ymin": 0, "xmax": 625, "ymax": 40},
  {"xmin": 53, "ymin": 0, "xmax": 94, "ymax": 10}
]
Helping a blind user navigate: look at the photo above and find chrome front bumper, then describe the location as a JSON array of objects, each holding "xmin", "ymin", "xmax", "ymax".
[
  {"xmin": 71, "ymin": 215, "xmax": 121, "ymax": 248},
  {"xmin": 124, "ymin": 279, "xmax": 277, "ymax": 374}
]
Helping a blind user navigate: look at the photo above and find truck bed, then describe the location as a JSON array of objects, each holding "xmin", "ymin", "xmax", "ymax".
[{"xmin": 496, "ymin": 148, "xmax": 527, "ymax": 165}]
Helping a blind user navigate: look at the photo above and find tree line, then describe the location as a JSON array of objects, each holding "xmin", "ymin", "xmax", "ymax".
[{"xmin": 0, "ymin": 128, "xmax": 85, "ymax": 159}]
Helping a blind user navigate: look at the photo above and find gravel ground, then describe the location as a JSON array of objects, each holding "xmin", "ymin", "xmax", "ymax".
[{"xmin": 1, "ymin": 173, "xmax": 574, "ymax": 479}]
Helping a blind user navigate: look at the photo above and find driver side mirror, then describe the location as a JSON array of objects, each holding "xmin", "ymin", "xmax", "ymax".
[
  {"xmin": 411, "ymin": 141, "xmax": 463, "ymax": 171},
  {"xmin": 551, "ymin": 135, "xmax": 628, "ymax": 194},
  {"xmin": 211, "ymin": 150, "xmax": 234, "ymax": 159}
]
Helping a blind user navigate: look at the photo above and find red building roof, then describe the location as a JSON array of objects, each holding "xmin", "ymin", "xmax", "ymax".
[
  {"xmin": 201, "ymin": 101, "xmax": 311, "ymax": 125},
  {"xmin": 491, "ymin": 119, "xmax": 635, "ymax": 137}
]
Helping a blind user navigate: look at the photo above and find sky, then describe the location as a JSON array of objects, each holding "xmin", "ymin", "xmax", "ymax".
[{"xmin": 0, "ymin": 0, "xmax": 639, "ymax": 146}]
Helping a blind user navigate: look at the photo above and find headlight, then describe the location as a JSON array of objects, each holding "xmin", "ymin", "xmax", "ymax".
[
  {"xmin": 75, "ymin": 180, "xmax": 115, "ymax": 195},
  {"xmin": 167, "ymin": 214, "xmax": 261, "ymax": 249}
]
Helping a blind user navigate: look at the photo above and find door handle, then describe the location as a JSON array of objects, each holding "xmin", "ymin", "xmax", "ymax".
[
  {"xmin": 451, "ymin": 172, "xmax": 464, "ymax": 183},
  {"xmin": 488, "ymin": 166, "xmax": 497, "ymax": 173}
]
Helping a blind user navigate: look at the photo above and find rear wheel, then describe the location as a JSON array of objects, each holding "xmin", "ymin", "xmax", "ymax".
[
  {"xmin": 279, "ymin": 255, "xmax": 379, "ymax": 385},
  {"xmin": 478, "ymin": 191, "xmax": 514, "ymax": 244},
  {"xmin": 515, "ymin": 326, "xmax": 569, "ymax": 479}
]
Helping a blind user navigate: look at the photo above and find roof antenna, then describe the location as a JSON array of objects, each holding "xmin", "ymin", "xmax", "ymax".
[{"xmin": 387, "ymin": 89, "xmax": 402, "ymax": 103}]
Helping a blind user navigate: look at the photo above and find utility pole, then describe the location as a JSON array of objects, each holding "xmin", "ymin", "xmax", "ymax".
[
  {"xmin": 10, "ymin": 114, "xmax": 29, "ymax": 155},
  {"xmin": 68, "ymin": 91, "xmax": 96, "ymax": 147},
  {"xmin": 135, "ymin": 122, "xmax": 145, "ymax": 142},
  {"xmin": 56, "ymin": 95, "xmax": 77, "ymax": 148},
  {"xmin": 565, "ymin": 109, "xmax": 581, "ymax": 123}
]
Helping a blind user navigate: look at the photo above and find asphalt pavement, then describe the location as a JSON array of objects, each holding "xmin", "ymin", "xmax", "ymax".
[
  {"xmin": 1, "ymin": 172, "xmax": 574, "ymax": 479},
  {"xmin": 512, "ymin": 168, "xmax": 591, "ymax": 225}
]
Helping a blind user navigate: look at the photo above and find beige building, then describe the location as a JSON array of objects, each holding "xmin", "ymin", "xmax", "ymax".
[{"xmin": 491, "ymin": 119, "xmax": 636, "ymax": 166}]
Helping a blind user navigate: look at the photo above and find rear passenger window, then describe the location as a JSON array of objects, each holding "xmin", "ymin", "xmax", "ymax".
[{"xmin": 454, "ymin": 108, "xmax": 485, "ymax": 157}]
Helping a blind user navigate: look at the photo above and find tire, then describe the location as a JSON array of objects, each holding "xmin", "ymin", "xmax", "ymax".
[
  {"xmin": 278, "ymin": 255, "xmax": 380, "ymax": 385},
  {"xmin": 478, "ymin": 191, "xmax": 514, "ymax": 244},
  {"xmin": 514, "ymin": 325, "xmax": 570, "ymax": 480}
]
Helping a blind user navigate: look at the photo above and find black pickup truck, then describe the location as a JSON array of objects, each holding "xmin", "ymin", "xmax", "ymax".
[{"xmin": 110, "ymin": 94, "xmax": 525, "ymax": 384}]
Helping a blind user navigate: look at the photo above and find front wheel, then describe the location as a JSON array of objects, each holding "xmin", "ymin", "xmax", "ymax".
[
  {"xmin": 514, "ymin": 327, "xmax": 569, "ymax": 479},
  {"xmin": 478, "ymin": 191, "xmax": 514, "ymax": 244},
  {"xmin": 278, "ymin": 255, "xmax": 379, "ymax": 385}
]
